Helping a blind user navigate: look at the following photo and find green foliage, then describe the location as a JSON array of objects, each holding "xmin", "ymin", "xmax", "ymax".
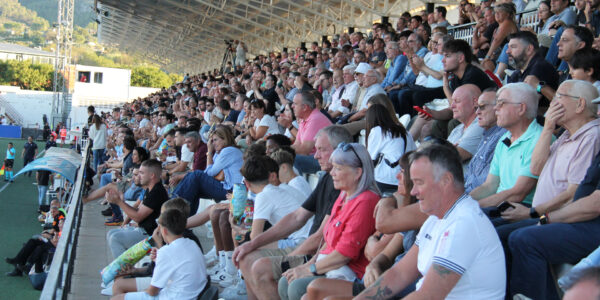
[
  {"xmin": 19, "ymin": 0, "xmax": 95, "ymax": 28},
  {"xmin": 0, "ymin": 60, "xmax": 53, "ymax": 90},
  {"xmin": 131, "ymin": 66, "xmax": 177, "ymax": 88}
]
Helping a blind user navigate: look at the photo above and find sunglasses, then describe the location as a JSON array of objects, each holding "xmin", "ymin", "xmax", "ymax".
[{"xmin": 337, "ymin": 143, "xmax": 363, "ymax": 167}]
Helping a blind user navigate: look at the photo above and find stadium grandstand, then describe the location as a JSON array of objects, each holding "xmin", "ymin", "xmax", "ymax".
[{"xmin": 2, "ymin": 0, "xmax": 600, "ymax": 299}]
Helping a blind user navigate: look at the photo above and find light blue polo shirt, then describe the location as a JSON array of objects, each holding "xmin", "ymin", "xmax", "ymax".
[{"xmin": 489, "ymin": 120, "xmax": 546, "ymax": 205}]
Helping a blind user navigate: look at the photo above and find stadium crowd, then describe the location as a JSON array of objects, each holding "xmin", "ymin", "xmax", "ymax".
[{"xmin": 52, "ymin": 0, "xmax": 600, "ymax": 298}]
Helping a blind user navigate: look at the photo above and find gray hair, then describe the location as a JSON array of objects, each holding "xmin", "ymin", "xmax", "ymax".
[
  {"xmin": 386, "ymin": 41, "xmax": 400, "ymax": 50},
  {"xmin": 297, "ymin": 91, "xmax": 317, "ymax": 110},
  {"xmin": 562, "ymin": 80, "xmax": 600, "ymax": 117},
  {"xmin": 367, "ymin": 69, "xmax": 382, "ymax": 82},
  {"xmin": 343, "ymin": 65, "xmax": 356, "ymax": 73},
  {"xmin": 315, "ymin": 125, "xmax": 352, "ymax": 149},
  {"xmin": 410, "ymin": 143, "xmax": 464, "ymax": 189},
  {"xmin": 185, "ymin": 131, "xmax": 200, "ymax": 140},
  {"xmin": 330, "ymin": 143, "xmax": 380, "ymax": 199},
  {"xmin": 497, "ymin": 82, "xmax": 539, "ymax": 119}
]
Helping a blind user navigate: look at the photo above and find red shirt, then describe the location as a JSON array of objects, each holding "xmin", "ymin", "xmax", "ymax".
[{"xmin": 321, "ymin": 189, "xmax": 379, "ymax": 279}]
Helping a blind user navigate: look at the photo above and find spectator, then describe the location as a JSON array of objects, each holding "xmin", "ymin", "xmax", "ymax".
[
  {"xmin": 36, "ymin": 170, "xmax": 52, "ymax": 213},
  {"xmin": 366, "ymin": 104, "xmax": 416, "ymax": 194},
  {"xmin": 89, "ymin": 114, "xmax": 108, "ymax": 172},
  {"xmin": 470, "ymin": 83, "xmax": 541, "ymax": 212},
  {"xmin": 270, "ymin": 148, "xmax": 312, "ymax": 197},
  {"xmin": 482, "ymin": 2, "xmax": 518, "ymax": 72},
  {"xmin": 22, "ymin": 136, "xmax": 38, "ymax": 177},
  {"xmin": 347, "ymin": 69, "xmax": 386, "ymax": 123},
  {"xmin": 233, "ymin": 126, "xmax": 351, "ymax": 300},
  {"xmin": 540, "ymin": 0, "xmax": 578, "ymax": 35},
  {"xmin": 292, "ymin": 91, "xmax": 332, "ymax": 174},
  {"xmin": 506, "ymin": 31, "xmax": 560, "ymax": 107},
  {"xmin": 45, "ymin": 135, "xmax": 57, "ymax": 150},
  {"xmin": 473, "ymin": 7, "xmax": 500, "ymax": 59},
  {"xmin": 172, "ymin": 125, "xmax": 243, "ymax": 215},
  {"xmin": 246, "ymin": 99, "xmax": 281, "ymax": 144},
  {"xmin": 265, "ymin": 134, "xmax": 292, "ymax": 156},
  {"xmin": 326, "ymin": 69, "xmax": 347, "ymax": 119},
  {"xmin": 431, "ymin": 6, "xmax": 450, "ymax": 29},
  {"xmin": 381, "ymin": 41, "xmax": 408, "ymax": 92},
  {"xmin": 446, "ymin": 84, "xmax": 485, "ymax": 166},
  {"xmin": 106, "ymin": 159, "xmax": 169, "ymax": 258},
  {"xmin": 568, "ymin": 48, "xmax": 600, "ymax": 94},
  {"xmin": 504, "ymin": 80, "xmax": 600, "ymax": 299},
  {"xmin": 355, "ymin": 144, "xmax": 506, "ymax": 300},
  {"xmin": 464, "ymin": 88, "xmax": 507, "ymax": 194},
  {"xmin": 278, "ymin": 143, "xmax": 380, "ymax": 300},
  {"xmin": 112, "ymin": 208, "xmax": 207, "ymax": 300}
]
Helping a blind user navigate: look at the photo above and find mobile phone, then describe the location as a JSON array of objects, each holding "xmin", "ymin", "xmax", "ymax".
[
  {"xmin": 413, "ymin": 106, "xmax": 433, "ymax": 118},
  {"xmin": 497, "ymin": 201, "xmax": 515, "ymax": 212}
]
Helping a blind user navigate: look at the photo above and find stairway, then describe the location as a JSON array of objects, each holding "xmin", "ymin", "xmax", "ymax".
[{"xmin": 0, "ymin": 93, "xmax": 24, "ymax": 126}]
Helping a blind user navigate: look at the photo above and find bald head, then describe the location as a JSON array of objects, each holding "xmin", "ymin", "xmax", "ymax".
[{"xmin": 451, "ymin": 84, "xmax": 482, "ymax": 124}]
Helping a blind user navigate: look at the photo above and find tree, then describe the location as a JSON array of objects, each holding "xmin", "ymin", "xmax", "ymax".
[
  {"xmin": 131, "ymin": 66, "xmax": 175, "ymax": 88},
  {"xmin": 0, "ymin": 60, "xmax": 53, "ymax": 91}
]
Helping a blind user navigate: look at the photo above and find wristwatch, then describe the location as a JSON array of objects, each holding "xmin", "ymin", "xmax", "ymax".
[
  {"xmin": 529, "ymin": 207, "xmax": 540, "ymax": 219},
  {"xmin": 536, "ymin": 81, "xmax": 546, "ymax": 95},
  {"xmin": 309, "ymin": 264, "xmax": 320, "ymax": 276},
  {"xmin": 539, "ymin": 213, "xmax": 550, "ymax": 225}
]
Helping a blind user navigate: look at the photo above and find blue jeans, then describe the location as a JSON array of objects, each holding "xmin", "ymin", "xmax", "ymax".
[
  {"xmin": 294, "ymin": 154, "xmax": 321, "ymax": 175},
  {"xmin": 93, "ymin": 149, "xmax": 105, "ymax": 172},
  {"xmin": 37, "ymin": 185, "xmax": 48, "ymax": 206},
  {"xmin": 172, "ymin": 170, "xmax": 229, "ymax": 215},
  {"xmin": 508, "ymin": 218, "xmax": 600, "ymax": 300}
]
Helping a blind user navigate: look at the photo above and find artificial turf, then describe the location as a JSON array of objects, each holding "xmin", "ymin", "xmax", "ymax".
[{"xmin": 0, "ymin": 138, "xmax": 46, "ymax": 299}]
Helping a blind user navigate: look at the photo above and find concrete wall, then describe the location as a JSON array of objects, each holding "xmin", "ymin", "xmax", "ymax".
[{"xmin": 0, "ymin": 86, "xmax": 53, "ymax": 128}]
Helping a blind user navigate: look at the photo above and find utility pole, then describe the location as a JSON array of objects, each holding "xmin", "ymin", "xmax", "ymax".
[{"xmin": 52, "ymin": 0, "xmax": 75, "ymax": 129}]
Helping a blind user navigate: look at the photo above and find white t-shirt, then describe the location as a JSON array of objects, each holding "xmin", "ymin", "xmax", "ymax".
[
  {"xmin": 368, "ymin": 126, "xmax": 417, "ymax": 185},
  {"xmin": 415, "ymin": 195, "xmax": 506, "ymax": 300},
  {"xmin": 88, "ymin": 123, "xmax": 107, "ymax": 150},
  {"xmin": 139, "ymin": 118, "xmax": 151, "ymax": 129},
  {"xmin": 254, "ymin": 114, "xmax": 282, "ymax": 136},
  {"xmin": 424, "ymin": 53, "xmax": 444, "ymax": 88},
  {"xmin": 340, "ymin": 81, "xmax": 359, "ymax": 107},
  {"xmin": 287, "ymin": 176, "xmax": 312, "ymax": 199},
  {"xmin": 181, "ymin": 144, "xmax": 194, "ymax": 170},
  {"xmin": 447, "ymin": 118, "xmax": 484, "ymax": 171},
  {"xmin": 253, "ymin": 184, "xmax": 312, "ymax": 242},
  {"xmin": 151, "ymin": 237, "xmax": 207, "ymax": 300}
]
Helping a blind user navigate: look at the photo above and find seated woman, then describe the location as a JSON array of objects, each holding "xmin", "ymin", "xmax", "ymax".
[
  {"xmin": 5, "ymin": 200, "xmax": 65, "ymax": 277},
  {"xmin": 245, "ymin": 99, "xmax": 281, "ymax": 145},
  {"xmin": 481, "ymin": 2, "xmax": 518, "ymax": 74},
  {"xmin": 278, "ymin": 143, "xmax": 380, "ymax": 300},
  {"xmin": 172, "ymin": 125, "xmax": 243, "ymax": 215},
  {"xmin": 303, "ymin": 152, "xmax": 423, "ymax": 300}
]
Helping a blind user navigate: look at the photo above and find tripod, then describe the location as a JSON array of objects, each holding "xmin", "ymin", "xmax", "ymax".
[{"xmin": 220, "ymin": 43, "xmax": 234, "ymax": 74}]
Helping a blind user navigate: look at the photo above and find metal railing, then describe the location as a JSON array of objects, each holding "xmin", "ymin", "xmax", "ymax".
[
  {"xmin": 0, "ymin": 92, "xmax": 24, "ymax": 126},
  {"xmin": 448, "ymin": 8, "xmax": 540, "ymax": 43},
  {"xmin": 40, "ymin": 138, "xmax": 90, "ymax": 300}
]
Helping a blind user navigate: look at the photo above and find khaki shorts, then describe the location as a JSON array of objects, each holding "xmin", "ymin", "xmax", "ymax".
[{"xmin": 257, "ymin": 248, "xmax": 312, "ymax": 280}]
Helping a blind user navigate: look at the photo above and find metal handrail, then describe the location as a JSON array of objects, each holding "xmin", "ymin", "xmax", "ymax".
[
  {"xmin": 40, "ymin": 138, "xmax": 91, "ymax": 300},
  {"xmin": 0, "ymin": 93, "xmax": 24, "ymax": 126}
]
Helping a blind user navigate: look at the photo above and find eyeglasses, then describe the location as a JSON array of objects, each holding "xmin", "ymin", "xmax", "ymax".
[
  {"xmin": 476, "ymin": 103, "xmax": 494, "ymax": 111},
  {"xmin": 495, "ymin": 99, "xmax": 522, "ymax": 108},
  {"xmin": 554, "ymin": 93, "xmax": 581, "ymax": 101},
  {"xmin": 51, "ymin": 206, "xmax": 59, "ymax": 210},
  {"xmin": 337, "ymin": 142, "xmax": 362, "ymax": 167}
]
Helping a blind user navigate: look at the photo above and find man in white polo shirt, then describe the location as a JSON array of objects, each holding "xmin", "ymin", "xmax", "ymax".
[{"xmin": 355, "ymin": 144, "xmax": 506, "ymax": 300}]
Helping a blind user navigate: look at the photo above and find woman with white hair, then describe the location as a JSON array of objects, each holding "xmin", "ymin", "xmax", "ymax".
[{"xmin": 278, "ymin": 143, "xmax": 381, "ymax": 300}]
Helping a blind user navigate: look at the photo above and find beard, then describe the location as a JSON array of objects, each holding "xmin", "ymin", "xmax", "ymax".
[{"xmin": 508, "ymin": 52, "xmax": 527, "ymax": 70}]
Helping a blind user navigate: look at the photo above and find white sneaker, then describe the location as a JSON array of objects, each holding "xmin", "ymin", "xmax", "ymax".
[
  {"xmin": 220, "ymin": 278, "xmax": 247, "ymax": 299},
  {"xmin": 210, "ymin": 269, "xmax": 234, "ymax": 285},
  {"xmin": 204, "ymin": 247, "xmax": 218, "ymax": 267},
  {"xmin": 219, "ymin": 273, "xmax": 238, "ymax": 288},
  {"xmin": 100, "ymin": 287, "xmax": 113, "ymax": 296}
]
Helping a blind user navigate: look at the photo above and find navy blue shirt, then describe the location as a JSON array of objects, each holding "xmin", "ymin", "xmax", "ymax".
[
  {"xmin": 23, "ymin": 142, "xmax": 38, "ymax": 159},
  {"xmin": 573, "ymin": 150, "xmax": 600, "ymax": 201}
]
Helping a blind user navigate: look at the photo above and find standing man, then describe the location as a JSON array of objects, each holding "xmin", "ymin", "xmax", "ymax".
[{"xmin": 22, "ymin": 136, "xmax": 38, "ymax": 177}]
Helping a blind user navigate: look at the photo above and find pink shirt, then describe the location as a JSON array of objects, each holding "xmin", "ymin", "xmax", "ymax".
[
  {"xmin": 297, "ymin": 109, "xmax": 332, "ymax": 155},
  {"xmin": 321, "ymin": 190, "xmax": 380, "ymax": 279},
  {"xmin": 532, "ymin": 119, "xmax": 600, "ymax": 207}
]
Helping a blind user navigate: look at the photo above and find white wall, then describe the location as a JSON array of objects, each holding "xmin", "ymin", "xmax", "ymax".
[
  {"xmin": 73, "ymin": 64, "xmax": 131, "ymax": 103},
  {"xmin": 0, "ymin": 86, "xmax": 53, "ymax": 128}
]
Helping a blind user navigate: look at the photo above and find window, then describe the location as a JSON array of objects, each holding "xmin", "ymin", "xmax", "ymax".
[
  {"xmin": 94, "ymin": 72, "xmax": 103, "ymax": 84},
  {"xmin": 78, "ymin": 71, "xmax": 91, "ymax": 83}
]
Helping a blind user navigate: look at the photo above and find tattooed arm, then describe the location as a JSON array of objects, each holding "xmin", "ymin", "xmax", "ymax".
[
  {"xmin": 401, "ymin": 262, "xmax": 461, "ymax": 300},
  {"xmin": 354, "ymin": 246, "xmax": 421, "ymax": 300}
]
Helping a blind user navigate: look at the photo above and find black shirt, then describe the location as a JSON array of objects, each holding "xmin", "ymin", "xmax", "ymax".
[
  {"xmin": 45, "ymin": 140, "xmax": 57, "ymax": 150},
  {"xmin": 449, "ymin": 64, "xmax": 497, "ymax": 93},
  {"xmin": 507, "ymin": 54, "xmax": 559, "ymax": 106},
  {"xmin": 301, "ymin": 172, "xmax": 340, "ymax": 235},
  {"xmin": 23, "ymin": 142, "xmax": 38, "ymax": 159},
  {"xmin": 138, "ymin": 183, "xmax": 169, "ymax": 235},
  {"xmin": 38, "ymin": 170, "xmax": 51, "ymax": 186}
]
